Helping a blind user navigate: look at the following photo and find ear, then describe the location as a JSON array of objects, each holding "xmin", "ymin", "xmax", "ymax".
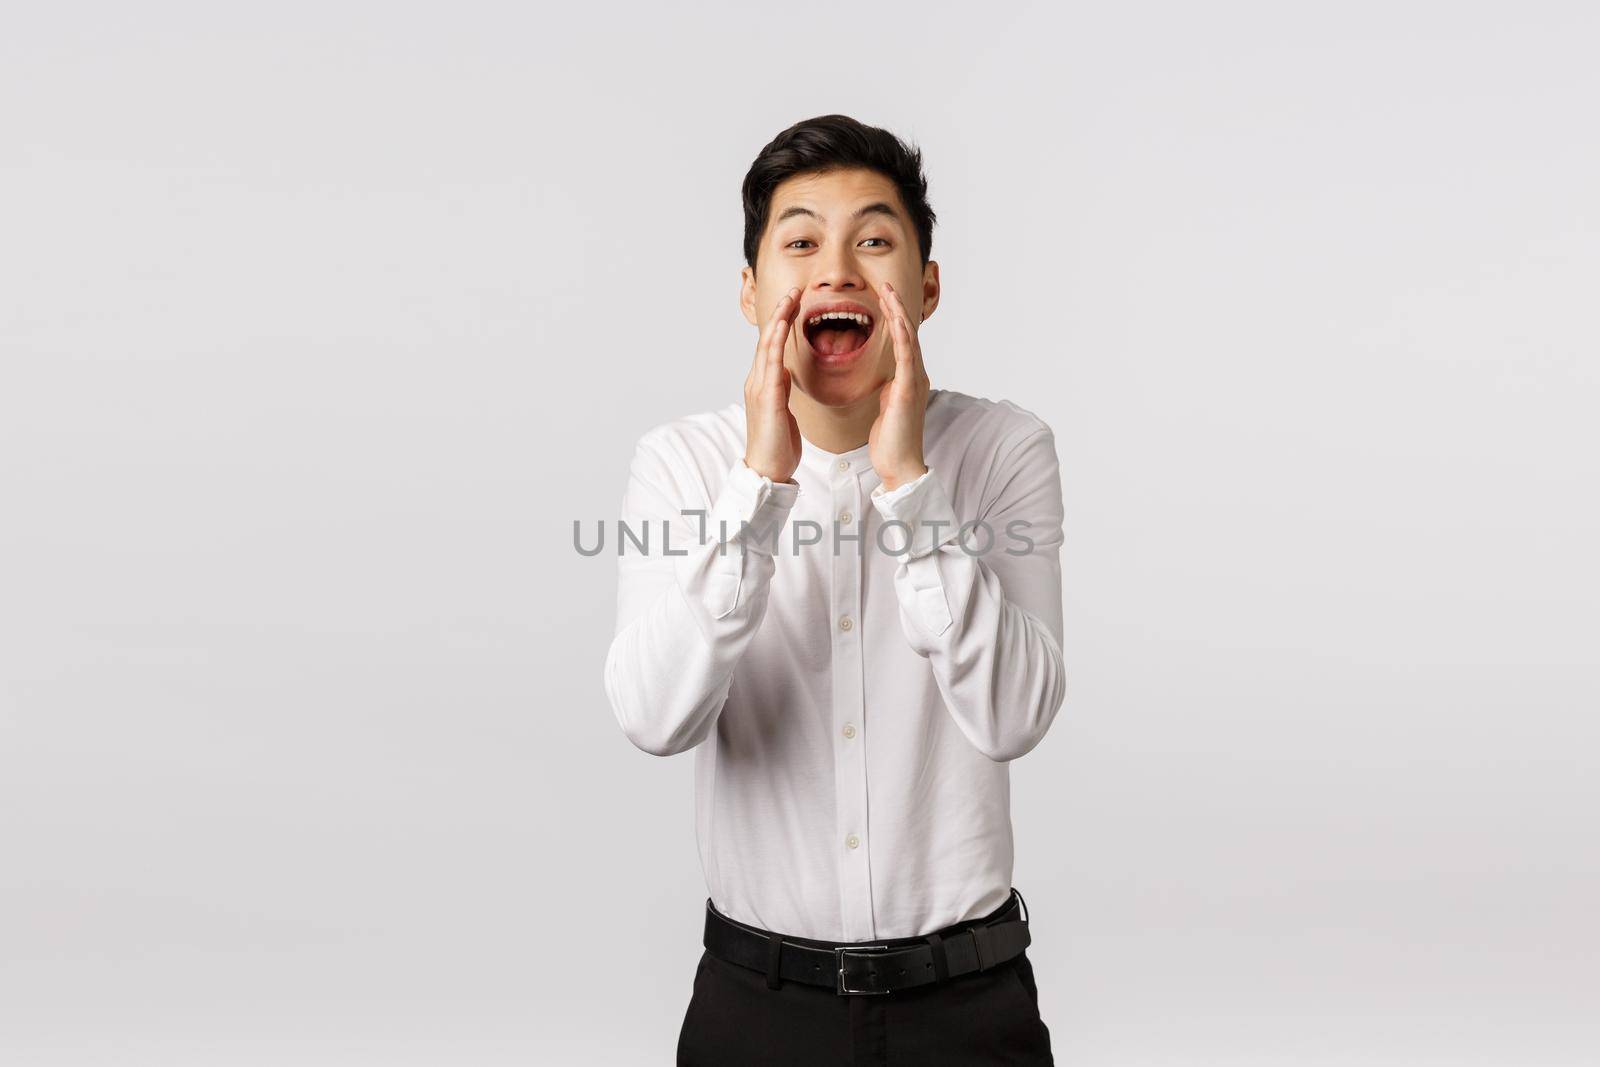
[
  {"xmin": 739, "ymin": 267, "xmax": 759, "ymax": 327},
  {"xmin": 919, "ymin": 260, "xmax": 941, "ymax": 325}
]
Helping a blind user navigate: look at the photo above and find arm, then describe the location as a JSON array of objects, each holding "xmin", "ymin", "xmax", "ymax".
[
  {"xmin": 603, "ymin": 434, "xmax": 799, "ymax": 756},
  {"xmin": 869, "ymin": 425, "xmax": 1066, "ymax": 762}
]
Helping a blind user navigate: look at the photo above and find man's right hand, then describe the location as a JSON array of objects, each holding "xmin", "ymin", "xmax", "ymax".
[{"xmin": 743, "ymin": 286, "xmax": 803, "ymax": 484}]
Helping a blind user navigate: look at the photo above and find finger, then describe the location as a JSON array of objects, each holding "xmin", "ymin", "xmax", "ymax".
[
  {"xmin": 766, "ymin": 288, "xmax": 799, "ymax": 382},
  {"xmin": 882, "ymin": 285, "xmax": 914, "ymax": 388},
  {"xmin": 883, "ymin": 281, "xmax": 912, "ymax": 343},
  {"xmin": 758, "ymin": 288, "xmax": 798, "ymax": 361},
  {"xmin": 879, "ymin": 282, "xmax": 902, "ymax": 359},
  {"xmin": 768, "ymin": 318, "xmax": 792, "ymax": 400},
  {"xmin": 884, "ymin": 282, "xmax": 927, "ymax": 390},
  {"xmin": 754, "ymin": 286, "xmax": 799, "ymax": 392}
]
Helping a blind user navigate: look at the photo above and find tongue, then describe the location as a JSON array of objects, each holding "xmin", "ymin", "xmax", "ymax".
[{"xmin": 813, "ymin": 325, "xmax": 867, "ymax": 356}]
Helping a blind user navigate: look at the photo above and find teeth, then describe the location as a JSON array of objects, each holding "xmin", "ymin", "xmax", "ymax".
[{"xmin": 805, "ymin": 311, "xmax": 872, "ymax": 328}]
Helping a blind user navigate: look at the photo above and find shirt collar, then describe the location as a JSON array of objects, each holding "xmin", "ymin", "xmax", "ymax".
[
  {"xmin": 794, "ymin": 389, "xmax": 943, "ymax": 478},
  {"xmin": 799, "ymin": 433, "xmax": 874, "ymax": 473}
]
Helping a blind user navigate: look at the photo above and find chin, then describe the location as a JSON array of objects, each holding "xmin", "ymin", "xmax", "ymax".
[
  {"xmin": 794, "ymin": 358, "xmax": 891, "ymax": 408},
  {"xmin": 799, "ymin": 378, "xmax": 869, "ymax": 408}
]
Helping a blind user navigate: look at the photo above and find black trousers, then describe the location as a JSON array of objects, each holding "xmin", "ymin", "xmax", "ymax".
[{"xmin": 676, "ymin": 902, "xmax": 1054, "ymax": 1066}]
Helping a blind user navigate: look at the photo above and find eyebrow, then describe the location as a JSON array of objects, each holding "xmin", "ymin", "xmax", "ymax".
[{"xmin": 774, "ymin": 201, "xmax": 903, "ymax": 227}]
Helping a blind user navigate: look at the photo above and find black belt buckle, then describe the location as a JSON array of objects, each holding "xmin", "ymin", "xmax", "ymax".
[{"xmin": 835, "ymin": 943, "xmax": 894, "ymax": 995}]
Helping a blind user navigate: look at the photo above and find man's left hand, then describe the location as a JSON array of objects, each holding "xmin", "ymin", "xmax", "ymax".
[{"xmin": 868, "ymin": 280, "xmax": 931, "ymax": 492}]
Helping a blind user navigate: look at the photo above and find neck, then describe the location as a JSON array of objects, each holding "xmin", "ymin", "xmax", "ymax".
[{"xmin": 789, "ymin": 385, "xmax": 882, "ymax": 454}]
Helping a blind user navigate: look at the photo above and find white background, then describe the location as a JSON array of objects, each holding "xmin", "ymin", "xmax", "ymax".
[{"xmin": 3, "ymin": 2, "xmax": 1597, "ymax": 1064}]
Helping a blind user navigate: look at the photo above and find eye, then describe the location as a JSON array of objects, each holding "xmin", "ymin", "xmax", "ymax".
[{"xmin": 784, "ymin": 238, "xmax": 890, "ymax": 250}]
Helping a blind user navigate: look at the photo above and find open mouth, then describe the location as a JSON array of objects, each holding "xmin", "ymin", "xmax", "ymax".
[{"xmin": 801, "ymin": 308, "xmax": 876, "ymax": 362}]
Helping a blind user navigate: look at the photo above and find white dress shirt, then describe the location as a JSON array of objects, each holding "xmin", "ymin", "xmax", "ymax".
[{"xmin": 603, "ymin": 387, "xmax": 1067, "ymax": 941}]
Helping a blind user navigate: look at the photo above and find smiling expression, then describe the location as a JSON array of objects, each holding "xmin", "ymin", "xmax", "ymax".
[{"xmin": 741, "ymin": 167, "xmax": 939, "ymax": 407}]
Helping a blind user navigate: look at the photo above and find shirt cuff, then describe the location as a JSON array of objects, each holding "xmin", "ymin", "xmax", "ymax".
[
  {"xmin": 869, "ymin": 466, "xmax": 961, "ymax": 559},
  {"xmin": 706, "ymin": 458, "xmax": 801, "ymax": 555}
]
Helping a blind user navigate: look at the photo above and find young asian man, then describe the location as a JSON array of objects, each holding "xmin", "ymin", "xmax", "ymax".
[{"xmin": 604, "ymin": 113, "xmax": 1065, "ymax": 1066}]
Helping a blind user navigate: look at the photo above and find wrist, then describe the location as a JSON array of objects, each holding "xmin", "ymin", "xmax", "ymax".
[
  {"xmin": 743, "ymin": 455, "xmax": 794, "ymax": 484},
  {"xmin": 878, "ymin": 463, "xmax": 928, "ymax": 493}
]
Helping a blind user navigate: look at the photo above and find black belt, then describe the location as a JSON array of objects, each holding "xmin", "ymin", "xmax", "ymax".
[{"xmin": 702, "ymin": 887, "xmax": 1032, "ymax": 996}]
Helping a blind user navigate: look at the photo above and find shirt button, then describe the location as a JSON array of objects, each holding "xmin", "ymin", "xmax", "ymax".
[
  {"xmin": 838, "ymin": 615, "xmax": 853, "ymax": 631},
  {"xmin": 836, "ymin": 459, "xmax": 850, "ymax": 472},
  {"xmin": 842, "ymin": 723, "xmax": 856, "ymax": 739},
  {"xmin": 846, "ymin": 834, "xmax": 860, "ymax": 849},
  {"xmin": 839, "ymin": 510, "xmax": 852, "ymax": 524}
]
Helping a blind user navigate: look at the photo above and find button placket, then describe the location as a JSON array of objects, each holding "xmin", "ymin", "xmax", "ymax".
[{"xmin": 829, "ymin": 459, "xmax": 875, "ymax": 940}]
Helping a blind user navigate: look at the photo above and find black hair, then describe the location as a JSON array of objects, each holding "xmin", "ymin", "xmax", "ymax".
[{"xmin": 742, "ymin": 114, "xmax": 936, "ymax": 275}]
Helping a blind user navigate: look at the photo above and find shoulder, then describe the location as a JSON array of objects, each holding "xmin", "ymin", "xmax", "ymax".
[
  {"xmin": 929, "ymin": 388, "xmax": 1059, "ymax": 519},
  {"xmin": 623, "ymin": 402, "xmax": 745, "ymax": 506},
  {"xmin": 630, "ymin": 401, "xmax": 745, "ymax": 466},
  {"xmin": 928, "ymin": 391, "xmax": 1062, "ymax": 524},
  {"xmin": 929, "ymin": 387, "xmax": 1055, "ymax": 458}
]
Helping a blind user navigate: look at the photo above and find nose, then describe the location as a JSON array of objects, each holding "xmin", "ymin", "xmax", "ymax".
[{"xmin": 810, "ymin": 242, "xmax": 868, "ymax": 293}]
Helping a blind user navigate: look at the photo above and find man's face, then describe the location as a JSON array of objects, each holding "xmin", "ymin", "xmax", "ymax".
[{"xmin": 741, "ymin": 167, "xmax": 938, "ymax": 408}]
